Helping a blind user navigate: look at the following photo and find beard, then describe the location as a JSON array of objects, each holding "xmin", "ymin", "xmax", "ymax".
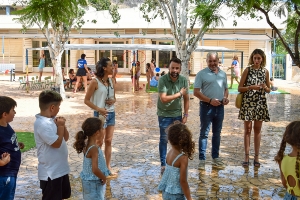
[{"xmin": 170, "ymin": 72, "xmax": 179, "ymax": 78}]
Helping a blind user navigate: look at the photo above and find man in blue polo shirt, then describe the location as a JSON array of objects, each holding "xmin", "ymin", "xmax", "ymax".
[
  {"xmin": 157, "ymin": 57, "xmax": 189, "ymax": 174},
  {"xmin": 194, "ymin": 52, "xmax": 229, "ymax": 170}
]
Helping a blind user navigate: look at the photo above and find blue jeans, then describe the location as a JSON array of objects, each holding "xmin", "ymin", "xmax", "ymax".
[
  {"xmin": 158, "ymin": 116, "xmax": 182, "ymax": 166},
  {"xmin": 94, "ymin": 111, "xmax": 115, "ymax": 128},
  {"xmin": 162, "ymin": 191, "xmax": 185, "ymax": 200},
  {"xmin": 199, "ymin": 102, "xmax": 224, "ymax": 160},
  {"xmin": 283, "ymin": 192, "xmax": 298, "ymax": 200},
  {"xmin": 0, "ymin": 176, "xmax": 17, "ymax": 200},
  {"xmin": 82, "ymin": 180, "xmax": 104, "ymax": 200}
]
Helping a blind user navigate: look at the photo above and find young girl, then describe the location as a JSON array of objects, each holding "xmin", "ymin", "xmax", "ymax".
[
  {"xmin": 73, "ymin": 117, "xmax": 110, "ymax": 200},
  {"xmin": 158, "ymin": 122, "xmax": 195, "ymax": 200},
  {"xmin": 275, "ymin": 121, "xmax": 300, "ymax": 200}
]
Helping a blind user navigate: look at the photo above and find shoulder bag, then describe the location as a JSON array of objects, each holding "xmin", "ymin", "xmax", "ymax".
[{"xmin": 235, "ymin": 67, "xmax": 250, "ymax": 109}]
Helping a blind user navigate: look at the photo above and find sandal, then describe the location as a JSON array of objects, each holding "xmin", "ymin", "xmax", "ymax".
[
  {"xmin": 242, "ymin": 154, "xmax": 250, "ymax": 167},
  {"xmin": 253, "ymin": 155, "xmax": 261, "ymax": 168}
]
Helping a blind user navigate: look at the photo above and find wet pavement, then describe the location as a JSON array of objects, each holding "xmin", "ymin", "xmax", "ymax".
[{"xmin": 1, "ymin": 76, "xmax": 300, "ymax": 199}]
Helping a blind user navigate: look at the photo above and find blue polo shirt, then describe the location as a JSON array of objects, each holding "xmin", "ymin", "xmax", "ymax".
[
  {"xmin": 194, "ymin": 67, "xmax": 228, "ymax": 100},
  {"xmin": 0, "ymin": 124, "xmax": 21, "ymax": 177},
  {"xmin": 157, "ymin": 73, "xmax": 188, "ymax": 117},
  {"xmin": 77, "ymin": 59, "xmax": 87, "ymax": 69}
]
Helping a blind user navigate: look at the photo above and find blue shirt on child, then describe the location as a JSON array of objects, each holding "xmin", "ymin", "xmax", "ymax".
[
  {"xmin": 78, "ymin": 59, "xmax": 87, "ymax": 69},
  {"xmin": 0, "ymin": 124, "xmax": 21, "ymax": 177}
]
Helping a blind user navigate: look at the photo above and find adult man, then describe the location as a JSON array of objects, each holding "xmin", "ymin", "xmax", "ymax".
[
  {"xmin": 157, "ymin": 57, "xmax": 189, "ymax": 174},
  {"xmin": 193, "ymin": 52, "xmax": 229, "ymax": 170}
]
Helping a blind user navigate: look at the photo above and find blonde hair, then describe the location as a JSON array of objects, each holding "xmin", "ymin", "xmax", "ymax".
[{"xmin": 248, "ymin": 49, "xmax": 266, "ymax": 68}]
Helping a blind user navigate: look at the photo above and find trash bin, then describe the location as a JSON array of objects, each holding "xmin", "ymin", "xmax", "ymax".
[{"xmin": 10, "ymin": 69, "xmax": 15, "ymax": 82}]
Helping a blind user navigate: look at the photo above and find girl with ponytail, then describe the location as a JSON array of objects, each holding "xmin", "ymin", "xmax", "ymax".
[
  {"xmin": 73, "ymin": 117, "xmax": 110, "ymax": 200},
  {"xmin": 275, "ymin": 121, "xmax": 300, "ymax": 200}
]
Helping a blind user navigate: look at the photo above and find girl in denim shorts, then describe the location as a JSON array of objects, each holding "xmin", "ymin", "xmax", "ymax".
[
  {"xmin": 73, "ymin": 117, "xmax": 110, "ymax": 200},
  {"xmin": 84, "ymin": 57, "xmax": 117, "ymax": 176}
]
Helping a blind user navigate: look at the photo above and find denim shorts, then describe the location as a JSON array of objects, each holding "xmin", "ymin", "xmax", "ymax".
[
  {"xmin": 283, "ymin": 192, "xmax": 298, "ymax": 200},
  {"xmin": 94, "ymin": 111, "xmax": 115, "ymax": 128},
  {"xmin": 82, "ymin": 180, "xmax": 105, "ymax": 200},
  {"xmin": 162, "ymin": 191, "xmax": 185, "ymax": 200},
  {"xmin": 0, "ymin": 176, "xmax": 17, "ymax": 200}
]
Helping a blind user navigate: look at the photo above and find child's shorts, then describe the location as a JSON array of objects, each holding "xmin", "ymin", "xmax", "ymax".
[
  {"xmin": 94, "ymin": 111, "xmax": 115, "ymax": 128},
  {"xmin": 40, "ymin": 174, "xmax": 71, "ymax": 200},
  {"xmin": 0, "ymin": 176, "xmax": 17, "ymax": 200},
  {"xmin": 82, "ymin": 179, "xmax": 105, "ymax": 200},
  {"xmin": 162, "ymin": 191, "xmax": 185, "ymax": 200},
  {"xmin": 284, "ymin": 192, "xmax": 298, "ymax": 200}
]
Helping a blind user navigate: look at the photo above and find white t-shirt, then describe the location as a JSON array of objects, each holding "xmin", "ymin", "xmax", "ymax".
[{"xmin": 34, "ymin": 114, "xmax": 70, "ymax": 180}]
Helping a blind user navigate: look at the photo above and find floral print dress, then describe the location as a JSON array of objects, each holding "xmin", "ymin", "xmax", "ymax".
[{"xmin": 238, "ymin": 67, "xmax": 270, "ymax": 121}]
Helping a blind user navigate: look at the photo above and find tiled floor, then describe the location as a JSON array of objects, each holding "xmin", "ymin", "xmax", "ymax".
[{"xmin": 1, "ymin": 79, "xmax": 299, "ymax": 199}]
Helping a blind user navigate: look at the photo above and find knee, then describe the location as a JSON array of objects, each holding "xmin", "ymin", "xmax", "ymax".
[
  {"xmin": 105, "ymin": 138, "xmax": 112, "ymax": 146},
  {"xmin": 253, "ymin": 126, "xmax": 261, "ymax": 134},
  {"xmin": 244, "ymin": 128, "xmax": 252, "ymax": 135}
]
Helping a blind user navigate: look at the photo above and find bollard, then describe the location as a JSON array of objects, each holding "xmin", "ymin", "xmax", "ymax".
[{"xmin": 10, "ymin": 69, "xmax": 15, "ymax": 82}]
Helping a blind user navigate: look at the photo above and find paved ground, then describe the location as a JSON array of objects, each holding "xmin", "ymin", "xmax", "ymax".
[{"xmin": 1, "ymin": 73, "xmax": 300, "ymax": 199}]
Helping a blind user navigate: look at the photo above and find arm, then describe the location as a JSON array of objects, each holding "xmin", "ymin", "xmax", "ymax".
[
  {"xmin": 63, "ymin": 126, "xmax": 69, "ymax": 142},
  {"xmin": 263, "ymin": 69, "xmax": 271, "ymax": 93},
  {"xmin": 90, "ymin": 147, "xmax": 107, "ymax": 184},
  {"xmin": 84, "ymin": 64, "xmax": 89, "ymax": 73},
  {"xmin": 179, "ymin": 156, "xmax": 192, "ymax": 200},
  {"xmin": 51, "ymin": 125, "xmax": 65, "ymax": 148},
  {"xmin": 222, "ymin": 88, "xmax": 229, "ymax": 105},
  {"xmin": 84, "ymin": 79, "xmax": 107, "ymax": 116},
  {"xmin": 278, "ymin": 161, "xmax": 287, "ymax": 188}
]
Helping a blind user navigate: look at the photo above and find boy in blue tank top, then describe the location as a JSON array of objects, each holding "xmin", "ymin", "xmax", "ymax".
[{"xmin": 0, "ymin": 96, "xmax": 25, "ymax": 200}]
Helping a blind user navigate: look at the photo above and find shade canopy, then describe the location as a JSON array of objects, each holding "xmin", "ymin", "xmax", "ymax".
[{"xmin": 27, "ymin": 43, "xmax": 242, "ymax": 53}]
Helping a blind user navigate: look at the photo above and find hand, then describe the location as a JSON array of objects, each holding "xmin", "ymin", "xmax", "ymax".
[
  {"xmin": 182, "ymin": 116, "xmax": 187, "ymax": 124},
  {"xmin": 105, "ymin": 98, "xmax": 115, "ymax": 106},
  {"xmin": 180, "ymin": 87, "xmax": 187, "ymax": 96},
  {"xmin": 250, "ymin": 85, "xmax": 262, "ymax": 91},
  {"xmin": 18, "ymin": 142, "xmax": 25, "ymax": 149},
  {"xmin": 1, "ymin": 153, "xmax": 10, "ymax": 164},
  {"xmin": 222, "ymin": 98, "xmax": 229, "ymax": 105},
  {"xmin": 100, "ymin": 177, "xmax": 107, "ymax": 185},
  {"xmin": 97, "ymin": 108, "xmax": 108, "ymax": 117},
  {"xmin": 55, "ymin": 117, "xmax": 66, "ymax": 127},
  {"xmin": 210, "ymin": 99, "xmax": 221, "ymax": 106}
]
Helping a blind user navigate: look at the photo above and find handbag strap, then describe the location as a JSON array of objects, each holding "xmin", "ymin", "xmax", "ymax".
[{"xmin": 243, "ymin": 67, "xmax": 250, "ymax": 86}]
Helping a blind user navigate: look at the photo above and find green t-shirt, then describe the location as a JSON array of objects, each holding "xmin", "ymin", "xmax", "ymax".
[{"xmin": 157, "ymin": 73, "xmax": 188, "ymax": 117}]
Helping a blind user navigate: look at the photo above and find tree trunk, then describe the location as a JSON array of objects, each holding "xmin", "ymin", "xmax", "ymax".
[{"xmin": 54, "ymin": 52, "xmax": 66, "ymax": 99}]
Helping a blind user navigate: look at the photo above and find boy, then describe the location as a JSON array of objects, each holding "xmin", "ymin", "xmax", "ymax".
[
  {"xmin": 34, "ymin": 90, "xmax": 71, "ymax": 200},
  {"xmin": 0, "ymin": 96, "xmax": 24, "ymax": 200}
]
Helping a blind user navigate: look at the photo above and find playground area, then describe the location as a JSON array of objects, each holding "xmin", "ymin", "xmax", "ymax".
[{"xmin": 0, "ymin": 74, "xmax": 300, "ymax": 199}]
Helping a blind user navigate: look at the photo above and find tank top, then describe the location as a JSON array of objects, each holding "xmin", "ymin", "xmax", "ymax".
[
  {"xmin": 91, "ymin": 78, "xmax": 115, "ymax": 112},
  {"xmin": 281, "ymin": 155, "xmax": 300, "ymax": 196},
  {"xmin": 80, "ymin": 145, "xmax": 110, "ymax": 181},
  {"xmin": 158, "ymin": 153, "xmax": 185, "ymax": 194},
  {"xmin": 38, "ymin": 58, "xmax": 45, "ymax": 69}
]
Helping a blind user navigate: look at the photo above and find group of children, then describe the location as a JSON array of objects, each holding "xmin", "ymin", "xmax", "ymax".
[{"xmin": 0, "ymin": 90, "xmax": 300, "ymax": 199}]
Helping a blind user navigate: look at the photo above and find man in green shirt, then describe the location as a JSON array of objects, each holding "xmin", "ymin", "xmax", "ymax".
[{"xmin": 157, "ymin": 57, "xmax": 189, "ymax": 174}]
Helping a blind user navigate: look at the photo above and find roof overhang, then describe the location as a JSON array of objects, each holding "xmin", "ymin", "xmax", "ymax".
[
  {"xmin": 0, "ymin": 33, "xmax": 273, "ymax": 41},
  {"xmin": 26, "ymin": 44, "xmax": 242, "ymax": 53}
]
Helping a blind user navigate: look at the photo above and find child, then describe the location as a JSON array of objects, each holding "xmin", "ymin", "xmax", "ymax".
[
  {"xmin": 34, "ymin": 90, "xmax": 71, "ymax": 200},
  {"xmin": 73, "ymin": 117, "xmax": 110, "ymax": 200},
  {"xmin": 275, "ymin": 121, "xmax": 300, "ymax": 200},
  {"xmin": 270, "ymin": 77, "xmax": 278, "ymax": 91},
  {"xmin": 0, "ymin": 96, "xmax": 24, "ymax": 200},
  {"xmin": 158, "ymin": 122, "xmax": 195, "ymax": 200}
]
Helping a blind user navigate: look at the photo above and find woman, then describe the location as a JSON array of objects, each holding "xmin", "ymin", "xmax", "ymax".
[
  {"xmin": 145, "ymin": 63, "xmax": 151, "ymax": 91},
  {"xmin": 238, "ymin": 49, "xmax": 271, "ymax": 168},
  {"xmin": 74, "ymin": 54, "xmax": 89, "ymax": 93},
  {"xmin": 84, "ymin": 57, "xmax": 116, "ymax": 175},
  {"xmin": 38, "ymin": 54, "xmax": 45, "ymax": 82},
  {"xmin": 150, "ymin": 58, "xmax": 156, "ymax": 78},
  {"xmin": 228, "ymin": 55, "xmax": 240, "ymax": 89},
  {"xmin": 112, "ymin": 60, "xmax": 118, "ymax": 84},
  {"xmin": 135, "ymin": 61, "xmax": 141, "ymax": 91},
  {"xmin": 68, "ymin": 69, "xmax": 80, "ymax": 88}
]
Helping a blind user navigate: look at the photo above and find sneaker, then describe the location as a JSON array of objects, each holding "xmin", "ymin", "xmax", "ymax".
[
  {"xmin": 212, "ymin": 158, "xmax": 225, "ymax": 169},
  {"xmin": 198, "ymin": 160, "xmax": 206, "ymax": 170}
]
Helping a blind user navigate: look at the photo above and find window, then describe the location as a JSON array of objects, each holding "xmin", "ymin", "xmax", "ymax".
[
  {"xmin": 158, "ymin": 42, "xmax": 171, "ymax": 68},
  {"xmin": 112, "ymin": 42, "xmax": 124, "ymax": 68},
  {"xmin": 152, "ymin": 41, "xmax": 156, "ymax": 64}
]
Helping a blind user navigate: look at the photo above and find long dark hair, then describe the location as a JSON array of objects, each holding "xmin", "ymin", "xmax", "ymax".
[
  {"xmin": 73, "ymin": 117, "xmax": 103, "ymax": 154},
  {"xmin": 95, "ymin": 57, "xmax": 111, "ymax": 78}
]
